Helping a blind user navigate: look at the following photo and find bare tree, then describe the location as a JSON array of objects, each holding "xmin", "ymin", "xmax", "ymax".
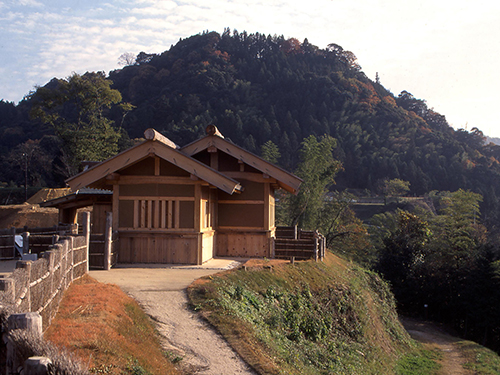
[{"xmin": 118, "ymin": 52, "xmax": 136, "ymax": 66}]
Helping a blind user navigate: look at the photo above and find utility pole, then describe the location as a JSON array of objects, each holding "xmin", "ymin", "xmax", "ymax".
[{"xmin": 23, "ymin": 152, "xmax": 28, "ymax": 202}]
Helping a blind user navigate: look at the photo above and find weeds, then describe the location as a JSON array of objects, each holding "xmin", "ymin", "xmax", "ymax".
[
  {"xmin": 458, "ymin": 340, "xmax": 500, "ymax": 374},
  {"xmin": 188, "ymin": 254, "xmax": 414, "ymax": 374},
  {"xmin": 8, "ymin": 328, "xmax": 89, "ymax": 374}
]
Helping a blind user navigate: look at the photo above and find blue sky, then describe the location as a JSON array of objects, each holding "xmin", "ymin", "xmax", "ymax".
[{"xmin": 1, "ymin": 0, "xmax": 500, "ymax": 137}]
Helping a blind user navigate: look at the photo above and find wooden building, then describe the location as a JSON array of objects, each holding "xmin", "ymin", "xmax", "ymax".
[{"xmin": 49, "ymin": 126, "xmax": 302, "ymax": 264}]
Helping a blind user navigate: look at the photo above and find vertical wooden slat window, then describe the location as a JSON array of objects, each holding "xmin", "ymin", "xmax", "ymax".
[{"xmin": 119, "ymin": 197, "xmax": 194, "ymax": 230}]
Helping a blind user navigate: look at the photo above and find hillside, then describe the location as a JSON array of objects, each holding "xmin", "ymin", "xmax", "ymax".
[
  {"xmin": 188, "ymin": 254, "xmax": 417, "ymax": 374},
  {"xmin": 2, "ymin": 30, "xmax": 500, "ymax": 228}
]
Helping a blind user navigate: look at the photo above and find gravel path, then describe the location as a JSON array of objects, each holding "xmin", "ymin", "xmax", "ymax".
[
  {"xmin": 402, "ymin": 318, "xmax": 473, "ymax": 375},
  {"xmin": 90, "ymin": 260, "xmax": 256, "ymax": 375}
]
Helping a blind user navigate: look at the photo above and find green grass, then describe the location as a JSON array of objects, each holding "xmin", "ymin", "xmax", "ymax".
[
  {"xmin": 458, "ymin": 340, "xmax": 500, "ymax": 374},
  {"xmin": 395, "ymin": 349, "xmax": 442, "ymax": 375},
  {"xmin": 188, "ymin": 254, "xmax": 416, "ymax": 374}
]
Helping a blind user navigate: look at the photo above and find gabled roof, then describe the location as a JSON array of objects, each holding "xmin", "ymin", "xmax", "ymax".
[
  {"xmin": 66, "ymin": 129, "xmax": 243, "ymax": 195},
  {"xmin": 181, "ymin": 126, "xmax": 302, "ymax": 194}
]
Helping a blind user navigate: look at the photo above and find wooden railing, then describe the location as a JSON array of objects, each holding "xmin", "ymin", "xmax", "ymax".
[
  {"xmin": 0, "ymin": 225, "xmax": 77, "ymax": 260},
  {"xmin": 273, "ymin": 226, "xmax": 326, "ymax": 261}
]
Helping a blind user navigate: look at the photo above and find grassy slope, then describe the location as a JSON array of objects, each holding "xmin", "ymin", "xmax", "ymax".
[
  {"xmin": 188, "ymin": 253, "xmax": 416, "ymax": 375},
  {"xmin": 44, "ymin": 275, "xmax": 179, "ymax": 375}
]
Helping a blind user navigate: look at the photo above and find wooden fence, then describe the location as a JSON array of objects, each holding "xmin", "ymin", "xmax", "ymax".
[
  {"xmin": 89, "ymin": 231, "xmax": 118, "ymax": 269},
  {"xmin": 0, "ymin": 225, "xmax": 77, "ymax": 260},
  {"xmin": 0, "ymin": 213, "xmax": 116, "ymax": 270},
  {"xmin": 273, "ymin": 226, "xmax": 326, "ymax": 261}
]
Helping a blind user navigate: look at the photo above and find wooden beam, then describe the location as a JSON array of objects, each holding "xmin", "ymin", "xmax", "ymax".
[
  {"xmin": 218, "ymin": 200, "xmax": 265, "ymax": 205},
  {"xmin": 154, "ymin": 156, "xmax": 160, "ymax": 176},
  {"xmin": 174, "ymin": 201, "xmax": 180, "ymax": 229},
  {"xmin": 147, "ymin": 200, "xmax": 153, "ymax": 228},
  {"xmin": 194, "ymin": 184, "xmax": 201, "ymax": 232},
  {"xmin": 119, "ymin": 196, "xmax": 194, "ymax": 201},
  {"xmin": 106, "ymin": 173, "xmax": 120, "ymax": 181},
  {"xmin": 210, "ymin": 149, "xmax": 218, "ymax": 170},
  {"xmin": 144, "ymin": 128, "xmax": 180, "ymax": 149},
  {"xmin": 112, "ymin": 184, "xmax": 119, "ymax": 230},
  {"xmin": 133, "ymin": 200, "xmax": 139, "ymax": 228},
  {"xmin": 140, "ymin": 200, "xmax": 146, "ymax": 228},
  {"xmin": 264, "ymin": 182, "xmax": 270, "ymax": 230},
  {"xmin": 181, "ymin": 136, "xmax": 302, "ymax": 194},
  {"xmin": 154, "ymin": 200, "xmax": 160, "ymax": 228},
  {"xmin": 161, "ymin": 200, "xmax": 167, "ymax": 229},
  {"xmin": 110, "ymin": 176, "xmax": 196, "ymax": 185},
  {"xmin": 67, "ymin": 142, "xmax": 152, "ymax": 190},
  {"xmin": 152, "ymin": 143, "xmax": 242, "ymax": 194},
  {"xmin": 221, "ymin": 172, "xmax": 277, "ymax": 184},
  {"xmin": 167, "ymin": 200, "xmax": 173, "ymax": 229},
  {"xmin": 67, "ymin": 139, "xmax": 243, "ymax": 195}
]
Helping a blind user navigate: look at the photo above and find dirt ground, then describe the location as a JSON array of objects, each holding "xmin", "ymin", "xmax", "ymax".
[
  {"xmin": 90, "ymin": 261, "xmax": 258, "ymax": 375},
  {"xmin": 401, "ymin": 318, "xmax": 473, "ymax": 375}
]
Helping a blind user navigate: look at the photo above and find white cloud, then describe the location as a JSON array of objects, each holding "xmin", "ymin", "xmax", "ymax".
[
  {"xmin": 18, "ymin": 0, "xmax": 43, "ymax": 7},
  {"xmin": 0, "ymin": 0, "xmax": 499, "ymax": 135}
]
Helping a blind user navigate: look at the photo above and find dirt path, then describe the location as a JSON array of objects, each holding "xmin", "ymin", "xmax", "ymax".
[
  {"xmin": 401, "ymin": 318, "xmax": 473, "ymax": 375},
  {"xmin": 90, "ymin": 260, "xmax": 257, "ymax": 375}
]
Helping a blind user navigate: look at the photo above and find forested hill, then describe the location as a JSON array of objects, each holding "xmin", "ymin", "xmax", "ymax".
[
  {"xmin": 108, "ymin": 30, "xmax": 500, "ymax": 221},
  {"xmin": 2, "ymin": 30, "xmax": 500, "ymax": 223}
]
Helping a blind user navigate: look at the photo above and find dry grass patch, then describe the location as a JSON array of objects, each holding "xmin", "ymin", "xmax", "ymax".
[{"xmin": 44, "ymin": 274, "xmax": 179, "ymax": 375}]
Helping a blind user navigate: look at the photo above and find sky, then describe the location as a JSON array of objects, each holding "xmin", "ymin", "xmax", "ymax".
[{"xmin": 1, "ymin": 0, "xmax": 500, "ymax": 137}]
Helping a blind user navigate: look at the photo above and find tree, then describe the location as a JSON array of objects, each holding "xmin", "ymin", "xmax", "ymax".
[
  {"xmin": 5, "ymin": 139, "xmax": 53, "ymax": 189},
  {"xmin": 260, "ymin": 140, "xmax": 281, "ymax": 164},
  {"xmin": 30, "ymin": 72, "xmax": 130, "ymax": 176},
  {"xmin": 118, "ymin": 52, "xmax": 136, "ymax": 66},
  {"xmin": 377, "ymin": 210, "xmax": 432, "ymax": 310},
  {"xmin": 279, "ymin": 135, "xmax": 341, "ymax": 229},
  {"xmin": 431, "ymin": 189, "xmax": 485, "ymax": 270},
  {"xmin": 321, "ymin": 190, "xmax": 374, "ymax": 266},
  {"xmin": 379, "ymin": 178, "xmax": 411, "ymax": 197}
]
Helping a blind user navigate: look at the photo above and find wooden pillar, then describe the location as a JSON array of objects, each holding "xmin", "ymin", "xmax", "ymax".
[
  {"xmin": 15, "ymin": 261, "xmax": 32, "ymax": 311},
  {"xmin": 264, "ymin": 183, "xmax": 270, "ymax": 230},
  {"xmin": 104, "ymin": 212, "xmax": 113, "ymax": 270},
  {"xmin": 22, "ymin": 231, "xmax": 30, "ymax": 254},
  {"xmin": 113, "ymin": 184, "xmax": 120, "ymax": 231},
  {"xmin": 11, "ymin": 227, "xmax": 16, "ymax": 258},
  {"xmin": 194, "ymin": 184, "xmax": 202, "ymax": 265},
  {"xmin": 82, "ymin": 212, "xmax": 91, "ymax": 272},
  {"xmin": 208, "ymin": 146, "xmax": 218, "ymax": 169}
]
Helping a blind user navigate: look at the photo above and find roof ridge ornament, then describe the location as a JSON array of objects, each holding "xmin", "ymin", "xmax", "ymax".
[
  {"xmin": 144, "ymin": 128, "xmax": 180, "ymax": 149},
  {"xmin": 206, "ymin": 125, "xmax": 224, "ymax": 138}
]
